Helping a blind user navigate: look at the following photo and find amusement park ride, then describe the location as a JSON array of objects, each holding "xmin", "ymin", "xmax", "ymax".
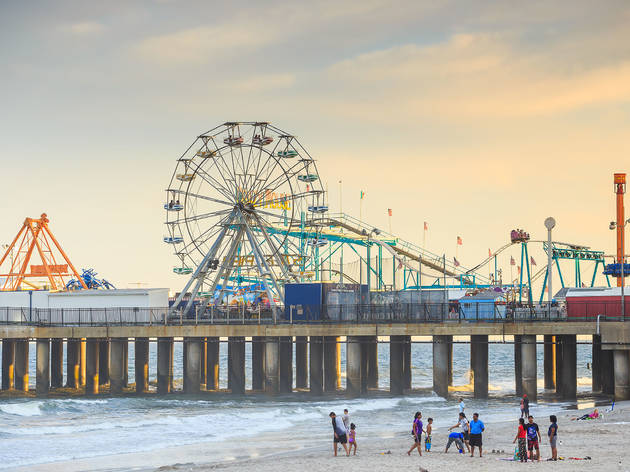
[
  {"xmin": 0, "ymin": 214, "xmax": 114, "ymax": 292},
  {"xmin": 164, "ymin": 122, "xmax": 612, "ymax": 315}
]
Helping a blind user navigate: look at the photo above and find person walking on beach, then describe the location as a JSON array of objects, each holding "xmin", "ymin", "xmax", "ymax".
[
  {"xmin": 348, "ymin": 423, "xmax": 357, "ymax": 455},
  {"xmin": 329, "ymin": 412, "xmax": 349, "ymax": 457},
  {"xmin": 448, "ymin": 413, "xmax": 471, "ymax": 453},
  {"xmin": 468, "ymin": 412, "xmax": 485, "ymax": 457},
  {"xmin": 459, "ymin": 398, "xmax": 465, "ymax": 414},
  {"xmin": 342, "ymin": 409, "xmax": 350, "ymax": 433},
  {"xmin": 520, "ymin": 394, "xmax": 529, "ymax": 418},
  {"xmin": 526, "ymin": 415, "xmax": 541, "ymax": 462},
  {"xmin": 512, "ymin": 418, "xmax": 528, "ymax": 462},
  {"xmin": 547, "ymin": 415, "xmax": 558, "ymax": 461},
  {"xmin": 407, "ymin": 411, "xmax": 423, "ymax": 456}
]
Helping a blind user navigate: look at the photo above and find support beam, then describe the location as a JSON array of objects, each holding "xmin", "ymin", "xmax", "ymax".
[
  {"xmin": 279, "ymin": 336, "xmax": 293, "ymax": 393},
  {"xmin": 157, "ymin": 337, "xmax": 174, "ymax": 394},
  {"xmin": 614, "ymin": 350, "xmax": 630, "ymax": 401},
  {"xmin": 251, "ymin": 337, "xmax": 265, "ymax": 391},
  {"xmin": 366, "ymin": 336, "xmax": 379, "ymax": 389},
  {"xmin": 110, "ymin": 338, "xmax": 126, "ymax": 394},
  {"xmin": 591, "ymin": 335, "xmax": 602, "ymax": 393},
  {"xmin": 228, "ymin": 337, "xmax": 245, "ymax": 394},
  {"xmin": 184, "ymin": 338, "xmax": 202, "ymax": 394},
  {"xmin": 66, "ymin": 339, "xmax": 80, "ymax": 389},
  {"xmin": 264, "ymin": 337, "xmax": 280, "ymax": 394},
  {"xmin": 544, "ymin": 335, "xmax": 556, "ymax": 391},
  {"xmin": 433, "ymin": 335, "xmax": 450, "ymax": 398},
  {"xmin": 346, "ymin": 336, "xmax": 362, "ymax": 396},
  {"xmin": 135, "ymin": 337, "xmax": 149, "ymax": 394},
  {"xmin": 99, "ymin": 340, "xmax": 110, "ymax": 386},
  {"xmin": 50, "ymin": 339, "xmax": 63, "ymax": 388},
  {"xmin": 360, "ymin": 337, "xmax": 369, "ymax": 393},
  {"xmin": 555, "ymin": 336, "xmax": 564, "ymax": 397},
  {"xmin": 601, "ymin": 349, "xmax": 615, "ymax": 395},
  {"xmin": 390, "ymin": 335, "xmax": 404, "ymax": 395},
  {"xmin": 521, "ymin": 335, "xmax": 537, "ymax": 402},
  {"xmin": 514, "ymin": 335, "xmax": 522, "ymax": 396},
  {"xmin": 324, "ymin": 336, "xmax": 339, "ymax": 392},
  {"xmin": 122, "ymin": 341, "xmax": 128, "ymax": 387},
  {"xmin": 2, "ymin": 340, "xmax": 15, "ymax": 390},
  {"xmin": 309, "ymin": 336, "xmax": 324, "ymax": 395},
  {"xmin": 85, "ymin": 339, "xmax": 99, "ymax": 395},
  {"xmin": 558, "ymin": 335, "xmax": 577, "ymax": 400},
  {"xmin": 36, "ymin": 339, "xmax": 50, "ymax": 396},
  {"xmin": 471, "ymin": 335, "xmax": 488, "ymax": 399},
  {"xmin": 201, "ymin": 338, "xmax": 207, "ymax": 388},
  {"xmin": 447, "ymin": 338, "xmax": 453, "ymax": 386},
  {"xmin": 15, "ymin": 339, "xmax": 29, "ymax": 392},
  {"xmin": 206, "ymin": 337, "xmax": 220, "ymax": 391},
  {"xmin": 80, "ymin": 339, "xmax": 86, "ymax": 387},
  {"xmin": 295, "ymin": 336, "xmax": 308, "ymax": 389},
  {"xmin": 402, "ymin": 336, "xmax": 411, "ymax": 391}
]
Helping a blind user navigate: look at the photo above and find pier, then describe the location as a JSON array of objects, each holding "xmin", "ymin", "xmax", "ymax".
[{"xmin": 1, "ymin": 306, "xmax": 629, "ymax": 401}]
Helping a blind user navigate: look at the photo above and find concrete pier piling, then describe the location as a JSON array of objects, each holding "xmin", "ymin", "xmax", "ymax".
[
  {"xmin": 402, "ymin": 336, "xmax": 411, "ymax": 392},
  {"xmin": 36, "ymin": 339, "xmax": 50, "ymax": 396},
  {"xmin": 601, "ymin": 349, "xmax": 615, "ymax": 395},
  {"xmin": 544, "ymin": 335, "xmax": 556, "ymax": 390},
  {"xmin": 295, "ymin": 336, "xmax": 308, "ymax": 389},
  {"xmin": 264, "ymin": 337, "xmax": 280, "ymax": 394},
  {"xmin": 51, "ymin": 339, "xmax": 63, "ymax": 388},
  {"xmin": 251, "ymin": 337, "xmax": 265, "ymax": 391},
  {"xmin": 309, "ymin": 336, "xmax": 324, "ymax": 394},
  {"xmin": 521, "ymin": 335, "xmax": 537, "ymax": 402},
  {"xmin": 433, "ymin": 335, "xmax": 450, "ymax": 398},
  {"xmin": 1, "ymin": 340, "xmax": 15, "ymax": 390},
  {"xmin": 85, "ymin": 339, "xmax": 100, "ymax": 395},
  {"xmin": 346, "ymin": 336, "xmax": 362, "ymax": 396},
  {"xmin": 122, "ymin": 341, "xmax": 129, "ymax": 387},
  {"xmin": 15, "ymin": 339, "xmax": 29, "ymax": 392},
  {"xmin": 514, "ymin": 335, "xmax": 523, "ymax": 396},
  {"xmin": 390, "ymin": 335, "xmax": 404, "ymax": 395},
  {"xmin": 135, "ymin": 337, "xmax": 149, "ymax": 394},
  {"xmin": 323, "ymin": 336, "xmax": 339, "ymax": 392},
  {"xmin": 184, "ymin": 338, "xmax": 202, "ymax": 394},
  {"xmin": 591, "ymin": 335, "xmax": 602, "ymax": 392},
  {"xmin": 206, "ymin": 337, "xmax": 220, "ymax": 391},
  {"xmin": 558, "ymin": 335, "xmax": 577, "ymax": 400},
  {"xmin": 110, "ymin": 338, "xmax": 126, "ymax": 394},
  {"xmin": 279, "ymin": 336, "xmax": 293, "ymax": 393},
  {"xmin": 66, "ymin": 339, "xmax": 80, "ymax": 389},
  {"xmin": 228, "ymin": 337, "xmax": 245, "ymax": 394},
  {"xmin": 80, "ymin": 338, "xmax": 86, "ymax": 387},
  {"xmin": 471, "ymin": 335, "xmax": 488, "ymax": 399},
  {"xmin": 157, "ymin": 337, "xmax": 174, "ymax": 394},
  {"xmin": 613, "ymin": 350, "xmax": 630, "ymax": 401},
  {"xmin": 99, "ymin": 340, "xmax": 110, "ymax": 386},
  {"xmin": 366, "ymin": 336, "xmax": 379, "ymax": 389}
]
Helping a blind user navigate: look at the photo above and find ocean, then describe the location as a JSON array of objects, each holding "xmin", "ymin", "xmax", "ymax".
[{"xmin": 0, "ymin": 337, "xmax": 601, "ymax": 469}]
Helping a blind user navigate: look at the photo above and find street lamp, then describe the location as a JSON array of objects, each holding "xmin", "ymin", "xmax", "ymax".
[
  {"xmin": 609, "ymin": 217, "xmax": 630, "ymax": 320},
  {"xmin": 544, "ymin": 217, "xmax": 556, "ymax": 318}
]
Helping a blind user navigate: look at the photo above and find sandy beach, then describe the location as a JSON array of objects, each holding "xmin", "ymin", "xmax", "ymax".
[{"xmin": 177, "ymin": 402, "xmax": 630, "ymax": 472}]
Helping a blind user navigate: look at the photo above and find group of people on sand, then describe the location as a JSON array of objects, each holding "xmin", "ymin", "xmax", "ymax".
[{"xmin": 329, "ymin": 409, "xmax": 357, "ymax": 457}]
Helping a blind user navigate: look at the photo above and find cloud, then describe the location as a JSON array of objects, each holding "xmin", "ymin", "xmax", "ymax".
[
  {"xmin": 62, "ymin": 21, "xmax": 106, "ymax": 35},
  {"xmin": 229, "ymin": 74, "xmax": 296, "ymax": 92},
  {"xmin": 324, "ymin": 32, "xmax": 630, "ymax": 120}
]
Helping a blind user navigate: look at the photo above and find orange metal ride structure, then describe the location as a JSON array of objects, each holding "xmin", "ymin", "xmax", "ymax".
[
  {"xmin": 0, "ymin": 213, "xmax": 87, "ymax": 291},
  {"xmin": 615, "ymin": 173, "xmax": 626, "ymax": 287}
]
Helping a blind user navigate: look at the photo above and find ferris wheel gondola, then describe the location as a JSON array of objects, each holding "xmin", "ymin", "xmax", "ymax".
[{"xmin": 166, "ymin": 122, "xmax": 327, "ymax": 316}]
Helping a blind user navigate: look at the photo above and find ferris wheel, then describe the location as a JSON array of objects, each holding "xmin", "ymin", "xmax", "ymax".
[{"xmin": 165, "ymin": 122, "xmax": 328, "ymax": 315}]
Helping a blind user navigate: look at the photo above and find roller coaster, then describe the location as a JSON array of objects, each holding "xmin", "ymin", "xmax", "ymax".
[{"xmin": 164, "ymin": 122, "xmax": 609, "ymax": 315}]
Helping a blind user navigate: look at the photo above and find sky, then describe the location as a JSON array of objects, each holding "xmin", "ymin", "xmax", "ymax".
[{"xmin": 1, "ymin": 0, "xmax": 629, "ymax": 293}]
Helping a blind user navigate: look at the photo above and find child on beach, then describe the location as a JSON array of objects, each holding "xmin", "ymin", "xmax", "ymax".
[
  {"xmin": 548, "ymin": 415, "xmax": 558, "ymax": 461},
  {"xmin": 512, "ymin": 418, "xmax": 527, "ymax": 462},
  {"xmin": 425, "ymin": 418, "xmax": 433, "ymax": 452},
  {"xmin": 348, "ymin": 423, "xmax": 357, "ymax": 455}
]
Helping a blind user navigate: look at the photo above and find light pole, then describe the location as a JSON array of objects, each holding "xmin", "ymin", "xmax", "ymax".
[
  {"xmin": 609, "ymin": 218, "xmax": 630, "ymax": 320},
  {"xmin": 544, "ymin": 217, "xmax": 556, "ymax": 318}
]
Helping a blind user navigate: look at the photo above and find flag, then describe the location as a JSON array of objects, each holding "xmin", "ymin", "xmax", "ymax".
[
  {"xmin": 388, "ymin": 208, "xmax": 392, "ymax": 217},
  {"xmin": 488, "ymin": 248, "xmax": 492, "ymax": 258},
  {"xmin": 581, "ymin": 282, "xmax": 586, "ymax": 288},
  {"xmin": 424, "ymin": 221, "xmax": 428, "ymax": 231},
  {"xmin": 453, "ymin": 257, "xmax": 460, "ymax": 267},
  {"xmin": 398, "ymin": 258, "xmax": 403, "ymax": 270},
  {"xmin": 517, "ymin": 265, "xmax": 521, "ymax": 274},
  {"xmin": 530, "ymin": 256, "xmax": 537, "ymax": 266},
  {"xmin": 457, "ymin": 236, "xmax": 463, "ymax": 245},
  {"xmin": 510, "ymin": 256, "xmax": 516, "ymax": 266},
  {"xmin": 360, "ymin": 190, "xmax": 365, "ymax": 200}
]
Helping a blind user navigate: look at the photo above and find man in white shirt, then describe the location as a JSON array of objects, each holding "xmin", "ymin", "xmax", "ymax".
[{"xmin": 329, "ymin": 412, "xmax": 349, "ymax": 456}]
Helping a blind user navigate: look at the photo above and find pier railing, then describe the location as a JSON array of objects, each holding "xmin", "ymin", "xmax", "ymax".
[{"xmin": 0, "ymin": 301, "xmax": 626, "ymax": 326}]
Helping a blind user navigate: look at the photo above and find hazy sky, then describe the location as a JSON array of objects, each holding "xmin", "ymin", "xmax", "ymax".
[{"xmin": 1, "ymin": 0, "xmax": 629, "ymax": 292}]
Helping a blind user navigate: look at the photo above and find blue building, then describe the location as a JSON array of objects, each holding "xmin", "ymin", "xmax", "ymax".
[{"xmin": 459, "ymin": 290, "xmax": 507, "ymax": 320}]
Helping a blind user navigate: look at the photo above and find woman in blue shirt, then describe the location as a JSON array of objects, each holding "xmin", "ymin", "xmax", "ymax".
[{"xmin": 468, "ymin": 412, "xmax": 485, "ymax": 457}]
